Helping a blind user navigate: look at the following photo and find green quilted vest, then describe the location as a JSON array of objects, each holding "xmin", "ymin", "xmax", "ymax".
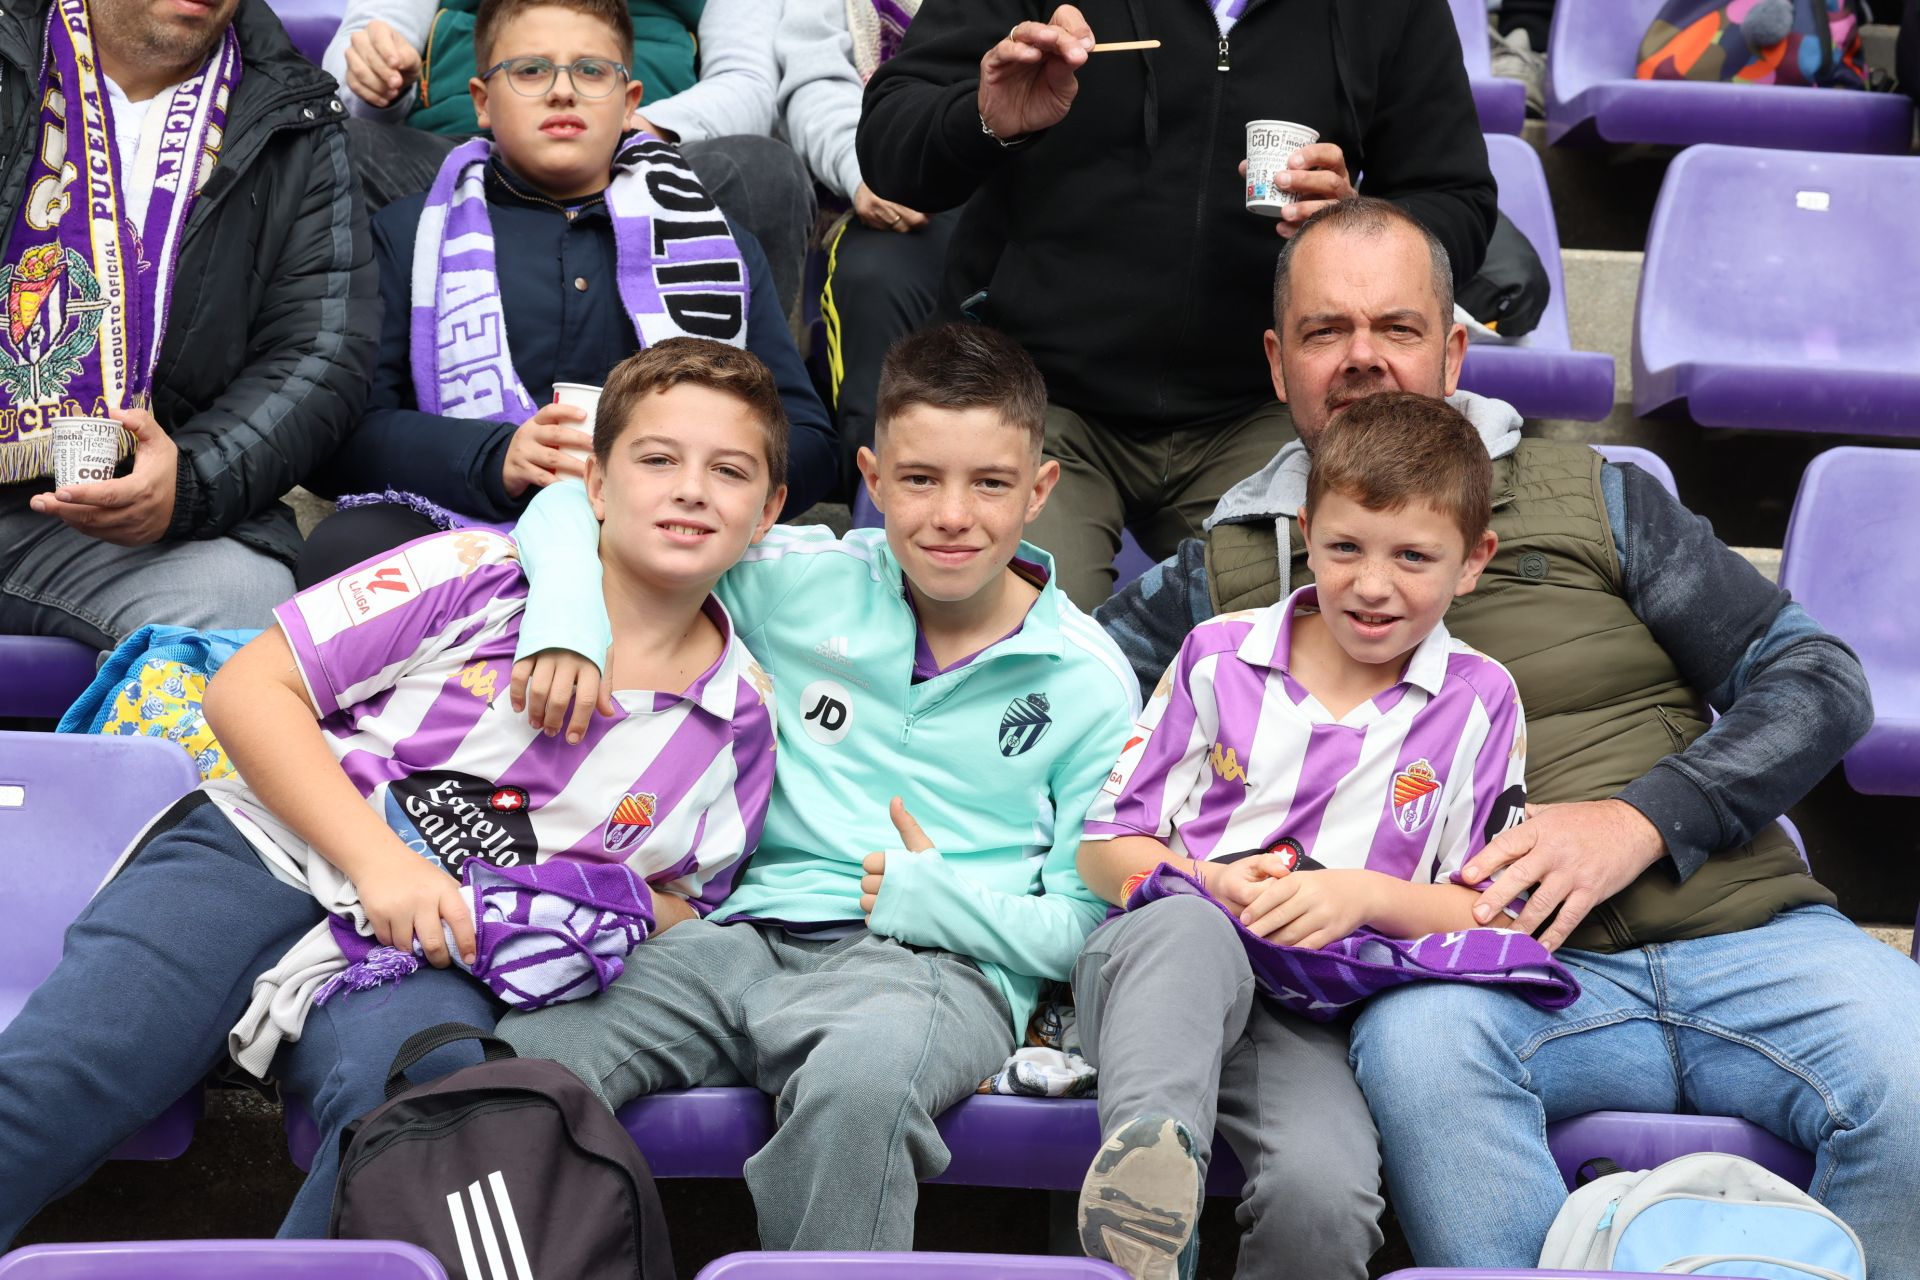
[
  {"xmin": 1205, "ymin": 439, "xmax": 1832, "ymax": 952},
  {"xmin": 408, "ymin": 0, "xmax": 704, "ymax": 138}
]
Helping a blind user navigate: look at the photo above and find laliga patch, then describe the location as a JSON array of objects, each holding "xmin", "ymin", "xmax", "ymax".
[
  {"xmin": 335, "ymin": 554, "xmax": 420, "ymax": 626},
  {"xmin": 1389, "ymin": 759, "xmax": 1443, "ymax": 835},
  {"xmin": 604, "ymin": 791, "xmax": 659, "ymax": 855},
  {"xmin": 1101, "ymin": 729, "xmax": 1150, "ymax": 796}
]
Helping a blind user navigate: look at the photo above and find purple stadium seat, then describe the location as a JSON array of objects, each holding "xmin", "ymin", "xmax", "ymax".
[
  {"xmin": 0, "ymin": 635, "xmax": 98, "ymax": 720},
  {"xmin": 0, "ymin": 731, "xmax": 205, "ymax": 1159},
  {"xmin": 1590, "ymin": 443, "xmax": 1677, "ymax": 498},
  {"xmin": 1446, "ymin": 0, "xmax": 1527, "ymax": 134},
  {"xmin": 266, "ymin": 0, "xmax": 347, "ymax": 68},
  {"xmin": 695, "ymin": 1254, "xmax": 1129, "ymax": 1280},
  {"xmin": 0, "ymin": 1240, "xmax": 447, "ymax": 1279},
  {"xmin": 1779, "ymin": 446, "xmax": 1920, "ymax": 796},
  {"xmin": 1546, "ymin": 1110, "xmax": 1814, "ymax": 1189},
  {"xmin": 286, "ymin": 1088, "xmax": 1253, "ymax": 1195},
  {"xmin": 1458, "ymin": 136, "xmax": 1616, "ymax": 423},
  {"xmin": 1634, "ymin": 147, "xmax": 1920, "ymax": 436},
  {"xmin": 1382, "ymin": 1272, "xmax": 1682, "ymax": 1280},
  {"xmin": 1544, "ymin": 0, "xmax": 1914, "ymax": 152}
]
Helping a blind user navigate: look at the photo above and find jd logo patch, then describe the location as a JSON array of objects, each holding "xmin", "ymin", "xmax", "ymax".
[
  {"xmin": 799, "ymin": 679, "xmax": 852, "ymax": 745},
  {"xmin": 384, "ymin": 772, "xmax": 535, "ymax": 872},
  {"xmin": 998, "ymin": 693, "xmax": 1052, "ymax": 757}
]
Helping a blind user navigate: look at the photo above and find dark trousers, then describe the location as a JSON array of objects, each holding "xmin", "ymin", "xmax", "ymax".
[
  {"xmin": 820, "ymin": 209, "xmax": 961, "ymax": 486},
  {"xmin": 0, "ymin": 794, "xmax": 493, "ymax": 1243}
]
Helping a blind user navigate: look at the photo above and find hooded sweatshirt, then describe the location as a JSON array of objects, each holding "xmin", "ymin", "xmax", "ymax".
[{"xmin": 857, "ymin": 0, "xmax": 1496, "ymax": 436}]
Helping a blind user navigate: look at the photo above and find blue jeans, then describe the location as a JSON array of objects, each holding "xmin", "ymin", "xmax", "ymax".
[
  {"xmin": 1349, "ymin": 904, "xmax": 1920, "ymax": 1274},
  {"xmin": 0, "ymin": 794, "xmax": 491, "ymax": 1244}
]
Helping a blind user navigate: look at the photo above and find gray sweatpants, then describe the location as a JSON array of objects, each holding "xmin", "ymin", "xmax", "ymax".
[
  {"xmin": 498, "ymin": 920, "xmax": 1012, "ymax": 1251},
  {"xmin": 1073, "ymin": 895, "xmax": 1386, "ymax": 1279}
]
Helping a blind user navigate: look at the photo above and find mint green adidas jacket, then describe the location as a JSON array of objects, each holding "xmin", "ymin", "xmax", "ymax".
[{"xmin": 513, "ymin": 483, "xmax": 1141, "ymax": 1037}]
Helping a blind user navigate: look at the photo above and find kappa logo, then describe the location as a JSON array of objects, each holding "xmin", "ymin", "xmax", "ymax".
[
  {"xmin": 1390, "ymin": 759, "xmax": 1443, "ymax": 835},
  {"xmin": 445, "ymin": 1170, "xmax": 534, "ymax": 1280},
  {"xmin": 603, "ymin": 790, "xmax": 658, "ymax": 855},
  {"xmin": 337, "ymin": 554, "xmax": 420, "ymax": 625},
  {"xmin": 998, "ymin": 692, "xmax": 1052, "ymax": 758},
  {"xmin": 1208, "ymin": 742, "xmax": 1248, "ymax": 784},
  {"xmin": 799, "ymin": 679, "xmax": 852, "ymax": 745}
]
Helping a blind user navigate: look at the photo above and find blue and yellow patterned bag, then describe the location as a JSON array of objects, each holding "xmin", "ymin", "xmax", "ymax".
[{"xmin": 57, "ymin": 625, "xmax": 260, "ymax": 781}]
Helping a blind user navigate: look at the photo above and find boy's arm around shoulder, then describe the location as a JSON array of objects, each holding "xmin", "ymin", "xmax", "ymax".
[{"xmin": 868, "ymin": 625, "xmax": 1143, "ymax": 981}]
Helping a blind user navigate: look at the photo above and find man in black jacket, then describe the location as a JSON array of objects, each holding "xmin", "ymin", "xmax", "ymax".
[
  {"xmin": 857, "ymin": 0, "xmax": 1495, "ymax": 607},
  {"xmin": 0, "ymin": 0, "xmax": 378, "ymax": 649}
]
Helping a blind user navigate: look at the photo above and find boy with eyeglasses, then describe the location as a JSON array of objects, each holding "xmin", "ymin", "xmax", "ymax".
[{"xmin": 295, "ymin": 0, "xmax": 837, "ymax": 583}]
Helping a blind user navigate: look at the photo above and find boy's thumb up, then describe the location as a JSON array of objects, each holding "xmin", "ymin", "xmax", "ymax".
[{"xmin": 890, "ymin": 796, "xmax": 933, "ymax": 852}]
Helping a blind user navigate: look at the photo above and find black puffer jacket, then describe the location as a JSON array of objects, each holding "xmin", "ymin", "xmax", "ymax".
[
  {"xmin": 0, "ymin": 0, "xmax": 379, "ymax": 565},
  {"xmin": 859, "ymin": 0, "xmax": 1495, "ymax": 435}
]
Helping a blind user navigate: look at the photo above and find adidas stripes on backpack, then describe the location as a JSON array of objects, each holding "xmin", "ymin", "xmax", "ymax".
[
  {"xmin": 331, "ymin": 1023, "xmax": 674, "ymax": 1280},
  {"xmin": 1538, "ymin": 1151, "xmax": 1866, "ymax": 1279}
]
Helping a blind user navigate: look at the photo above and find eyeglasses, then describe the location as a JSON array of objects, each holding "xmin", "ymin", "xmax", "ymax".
[{"xmin": 479, "ymin": 56, "xmax": 630, "ymax": 99}]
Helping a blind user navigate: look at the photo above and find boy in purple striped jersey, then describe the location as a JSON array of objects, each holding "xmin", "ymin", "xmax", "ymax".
[
  {"xmin": 0, "ymin": 339, "xmax": 786, "ymax": 1246},
  {"xmin": 1069, "ymin": 393, "xmax": 1524, "ymax": 1280}
]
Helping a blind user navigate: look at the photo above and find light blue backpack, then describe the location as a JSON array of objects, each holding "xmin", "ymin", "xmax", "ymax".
[{"xmin": 1537, "ymin": 1151, "xmax": 1866, "ymax": 1279}]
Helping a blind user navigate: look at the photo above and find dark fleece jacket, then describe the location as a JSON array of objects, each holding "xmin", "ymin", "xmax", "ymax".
[{"xmin": 858, "ymin": 0, "xmax": 1496, "ymax": 435}]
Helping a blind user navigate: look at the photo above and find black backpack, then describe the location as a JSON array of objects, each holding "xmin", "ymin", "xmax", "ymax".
[{"xmin": 331, "ymin": 1023, "xmax": 674, "ymax": 1280}]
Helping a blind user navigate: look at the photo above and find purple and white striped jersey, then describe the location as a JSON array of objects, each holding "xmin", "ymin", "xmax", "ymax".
[
  {"xmin": 1211, "ymin": 0, "xmax": 1252, "ymax": 36},
  {"xmin": 1084, "ymin": 586, "xmax": 1527, "ymax": 887},
  {"xmin": 225, "ymin": 530, "xmax": 777, "ymax": 914}
]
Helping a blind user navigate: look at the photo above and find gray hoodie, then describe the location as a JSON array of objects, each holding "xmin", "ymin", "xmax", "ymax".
[{"xmin": 1203, "ymin": 389, "xmax": 1523, "ymax": 600}]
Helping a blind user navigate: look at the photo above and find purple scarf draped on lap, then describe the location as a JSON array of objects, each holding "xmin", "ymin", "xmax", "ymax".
[
  {"xmin": 317, "ymin": 859, "xmax": 660, "ymax": 1010},
  {"xmin": 1126, "ymin": 864, "xmax": 1581, "ymax": 1021},
  {"xmin": 0, "ymin": 0, "xmax": 238, "ymax": 482}
]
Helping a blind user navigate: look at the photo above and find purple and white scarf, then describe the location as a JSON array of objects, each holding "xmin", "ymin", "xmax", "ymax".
[
  {"xmin": 317, "ymin": 858, "xmax": 660, "ymax": 1010},
  {"xmin": 0, "ymin": 0, "xmax": 237, "ymax": 483},
  {"xmin": 1127, "ymin": 864, "xmax": 1580, "ymax": 1021},
  {"xmin": 846, "ymin": 0, "xmax": 921, "ymax": 81},
  {"xmin": 408, "ymin": 133, "xmax": 749, "ymax": 425}
]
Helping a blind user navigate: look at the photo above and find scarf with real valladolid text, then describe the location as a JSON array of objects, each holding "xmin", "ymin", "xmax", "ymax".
[
  {"xmin": 0, "ymin": 0, "xmax": 238, "ymax": 483},
  {"xmin": 409, "ymin": 132, "xmax": 749, "ymax": 425}
]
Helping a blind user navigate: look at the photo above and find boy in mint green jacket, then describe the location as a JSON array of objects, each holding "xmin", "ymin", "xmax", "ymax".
[{"xmin": 498, "ymin": 323, "xmax": 1140, "ymax": 1251}]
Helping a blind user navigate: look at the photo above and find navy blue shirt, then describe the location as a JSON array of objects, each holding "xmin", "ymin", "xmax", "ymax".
[{"xmin": 312, "ymin": 158, "xmax": 834, "ymax": 521}]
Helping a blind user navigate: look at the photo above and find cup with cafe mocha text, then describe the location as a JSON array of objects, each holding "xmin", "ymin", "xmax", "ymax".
[
  {"xmin": 1245, "ymin": 120, "xmax": 1321, "ymax": 217},
  {"xmin": 50, "ymin": 415, "xmax": 131, "ymax": 487}
]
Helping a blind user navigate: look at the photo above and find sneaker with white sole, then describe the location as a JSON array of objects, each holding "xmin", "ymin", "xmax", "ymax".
[{"xmin": 1077, "ymin": 1114, "xmax": 1204, "ymax": 1280}]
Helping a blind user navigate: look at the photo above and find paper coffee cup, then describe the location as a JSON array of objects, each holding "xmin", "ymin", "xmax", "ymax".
[
  {"xmin": 50, "ymin": 416, "xmax": 130, "ymax": 487},
  {"xmin": 1245, "ymin": 120, "xmax": 1321, "ymax": 217},
  {"xmin": 551, "ymin": 382, "xmax": 601, "ymax": 461}
]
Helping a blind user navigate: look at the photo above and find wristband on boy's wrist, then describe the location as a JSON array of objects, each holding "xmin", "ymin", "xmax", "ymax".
[{"xmin": 1120, "ymin": 871, "xmax": 1149, "ymax": 904}]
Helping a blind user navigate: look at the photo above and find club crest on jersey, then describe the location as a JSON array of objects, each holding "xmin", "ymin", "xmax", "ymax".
[
  {"xmin": 1390, "ymin": 759, "xmax": 1442, "ymax": 834},
  {"xmin": 603, "ymin": 791, "xmax": 658, "ymax": 854},
  {"xmin": 999, "ymin": 692, "xmax": 1052, "ymax": 757}
]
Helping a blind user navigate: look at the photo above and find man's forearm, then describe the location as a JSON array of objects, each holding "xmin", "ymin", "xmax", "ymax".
[{"xmin": 1607, "ymin": 464, "xmax": 1873, "ymax": 874}]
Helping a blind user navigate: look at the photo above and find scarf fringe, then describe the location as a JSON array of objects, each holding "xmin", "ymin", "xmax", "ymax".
[
  {"xmin": 312, "ymin": 945, "xmax": 421, "ymax": 1005},
  {"xmin": 0, "ymin": 435, "xmax": 52, "ymax": 485}
]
